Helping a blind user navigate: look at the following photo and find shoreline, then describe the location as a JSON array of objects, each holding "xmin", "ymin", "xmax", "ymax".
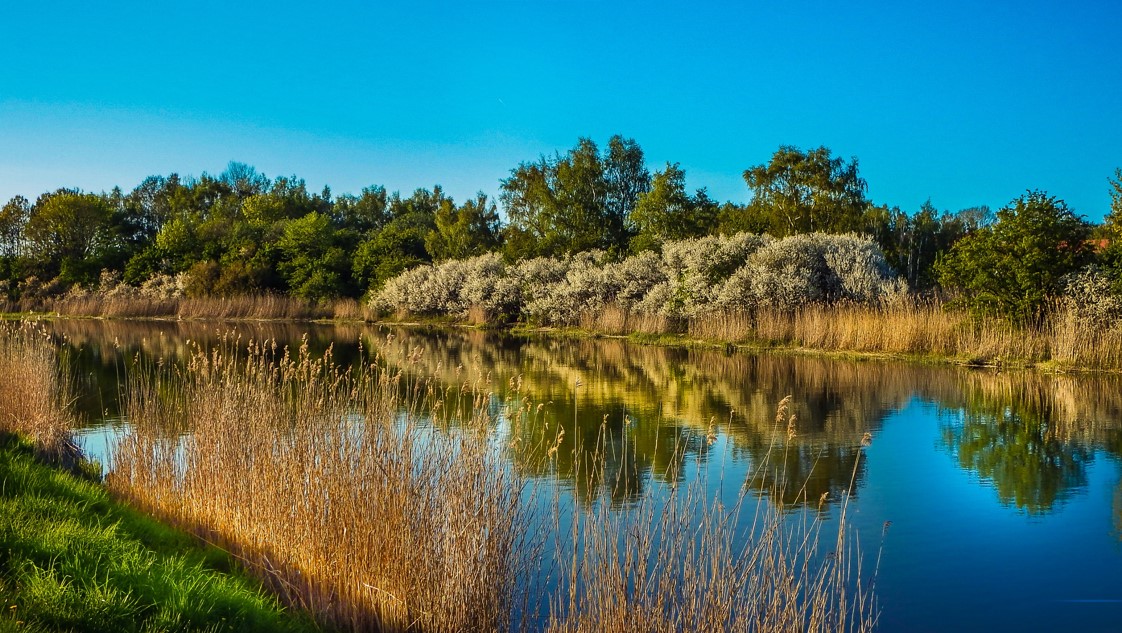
[{"xmin": 9, "ymin": 309, "xmax": 1118, "ymax": 375}]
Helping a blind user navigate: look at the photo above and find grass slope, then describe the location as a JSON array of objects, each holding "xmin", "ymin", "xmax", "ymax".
[{"xmin": 0, "ymin": 434, "xmax": 319, "ymax": 633}]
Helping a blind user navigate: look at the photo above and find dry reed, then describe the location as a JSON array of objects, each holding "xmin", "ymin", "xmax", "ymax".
[
  {"xmin": 0, "ymin": 322, "xmax": 76, "ymax": 460},
  {"xmin": 7, "ymin": 294, "xmax": 354, "ymax": 322},
  {"xmin": 110, "ymin": 338, "xmax": 532, "ymax": 632}
]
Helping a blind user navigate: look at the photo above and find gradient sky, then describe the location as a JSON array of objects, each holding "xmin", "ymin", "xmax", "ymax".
[{"xmin": 2, "ymin": 0, "xmax": 1120, "ymax": 220}]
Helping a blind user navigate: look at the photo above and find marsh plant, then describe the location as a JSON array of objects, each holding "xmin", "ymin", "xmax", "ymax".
[
  {"xmin": 372, "ymin": 231, "xmax": 905, "ymax": 326},
  {"xmin": 111, "ymin": 339, "xmax": 532, "ymax": 632},
  {"xmin": 0, "ymin": 323, "xmax": 75, "ymax": 460}
]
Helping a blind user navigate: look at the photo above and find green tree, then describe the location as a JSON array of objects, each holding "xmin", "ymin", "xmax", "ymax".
[
  {"xmin": 935, "ymin": 191, "xmax": 1092, "ymax": 323},
  {"xmin": 629, "ymin": 163, "xmax": 717, "ymax": 252},
  {"xmin": 0, "ymin": 196, "xmax": 30, "ymax": 259},
  {"xmin": 352, "ymin": 187, "xmax": 442, "ymax": 292},
  {"xmin": 743, "ymin": 146, "xmax": 868, "ymax": 236},
  {"xmin": 332, "ymin": 185, "xmax": 389, "ymax": 234},
  {"xmin": 604, "ymin": 135, "xmax": 651, "ymax": 250},
  {"xmin": 277, "ymin": 212, "xmax": 349, "ymax": 300},
  {"xmin": 501, "ymin": 136, "xmax": 649, "ymax": 258},
  {"xmin": 1105, "ymin": 168, "xmax": 1122, "ymax": 235},
  {"xmin": 425, "ymin": 192, "xmax": 501, "ymax": 261},
  {"xmin": 24, "ymin": 190, "xmax": 115, "ymax": 285}
]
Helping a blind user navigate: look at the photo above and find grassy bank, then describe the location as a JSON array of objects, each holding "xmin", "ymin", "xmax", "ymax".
[
  {"xmin": 9, "ymin": 288, "xmax": 1122, "ymax": 372},
  {"xmin": 0, "ymin": 435, "xmax": 318, "ymax": 633},
  {"xmin": 0, "ymin": 323, "xmax": 317, "ymax": 632}
]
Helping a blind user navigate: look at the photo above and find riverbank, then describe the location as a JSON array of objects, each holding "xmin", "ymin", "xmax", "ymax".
[
  {"xmin": 10, "ymin": 299, "xmax": 1122, "ymax": 375},
  {"xmin": 0, "ymin": 324, "xmax": 316, "ymax": 632},
  {"xmin": 0, "ymin": 434, "xmax": 318, "ymax": 633}
]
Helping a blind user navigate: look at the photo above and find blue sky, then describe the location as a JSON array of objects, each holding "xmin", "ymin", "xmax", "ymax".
[{"xmin": 1, "ymin": 0, "xmax": 1119, "ymax": 220}]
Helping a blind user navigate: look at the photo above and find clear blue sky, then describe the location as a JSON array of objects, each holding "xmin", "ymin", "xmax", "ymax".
[{"xmin": 2, "ymin": 0, "xmax": 1120, "ymax": 220}]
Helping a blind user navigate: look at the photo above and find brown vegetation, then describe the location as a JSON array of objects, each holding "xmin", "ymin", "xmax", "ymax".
[{"xmin": 0, "ymin": 322, "xmax": 75, "ymax": 460}]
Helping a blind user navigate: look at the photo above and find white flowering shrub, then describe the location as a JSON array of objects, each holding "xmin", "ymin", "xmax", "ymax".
[
  {"xmin": 371, "ymin": 232, "xmax": 906, "ymax": 323},
  {"xmin": 460, "ymin": 253, "xmax": 520, "ymax": 317},
  {"xmin": 715, "ymin": 234, "xmax": 905, "ymax": 312},
  {"xmin": 374, "ymin": 264, "xmax": 439, "ymax": 314},
  {"xmin": 821, "ymin": 233, "xmax": 907, "ymax": 303},
  {"xmin": 1061, "ymin": 266, "xmax": 1122, "ymax": 329},
  {"xmin": 658, "ymin": 233, "xmax": 772, "ymax": 317},
  {"xmin": 604, "ymin": 250, "xmax": 667, "ymax": 310},
  {"xmin": 519, "ymin": 251, "xmax": 613, "ymax": 325}
]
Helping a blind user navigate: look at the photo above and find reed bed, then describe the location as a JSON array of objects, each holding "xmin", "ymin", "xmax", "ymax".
[
  {"xmin": 0, "ymin": 322, "xmax": 75, "ymax": 460},
  {"xmin": 4, "ymin": 293, "xmax": 375, "ymax": 321},
  {"xmin": 111, "ymin": 339, "xmax": 533, "ymax": 632},
  {"xmin": 678, "ymin": 301, "xmax": 1122, "ymax": 371},
  {"xmin": 109, "ymin": 334, "xmax": 878, "ymax": 632}
]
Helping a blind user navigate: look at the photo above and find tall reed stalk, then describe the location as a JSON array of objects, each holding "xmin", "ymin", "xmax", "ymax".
[
  {"xmin": 0, "ymin": 323, "xmax": 75, "ymax": 460},
  {"xmin": 110, "ymin": 338, "xmax": 532, "ymax": 632}
]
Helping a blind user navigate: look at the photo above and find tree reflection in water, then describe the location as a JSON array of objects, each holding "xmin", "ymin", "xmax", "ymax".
[
  {"xmin": 42, "ymin": 319, "xmax": 1122, "ymax": 516},
  {"xmin": 940, "ymin": 408, "xmax": 1092, "ymax": 513}
]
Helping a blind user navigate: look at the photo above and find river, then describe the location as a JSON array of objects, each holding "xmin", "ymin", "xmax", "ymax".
[{"xmin": 46, "ymin": 318, "xmax": 1122, "ymax": 632}]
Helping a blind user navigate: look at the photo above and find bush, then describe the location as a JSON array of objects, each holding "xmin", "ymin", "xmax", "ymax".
[
  {"xmin": 372, "ymin": 232, "xmax": 905, "ymax": 325},
  {"xmin": 1060, "ymin": 266, "xmax": 1122, "ymax": 329}
]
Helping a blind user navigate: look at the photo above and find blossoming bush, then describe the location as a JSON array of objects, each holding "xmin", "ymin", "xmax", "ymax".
[
  {"xmin": 372, "ymin": 232, "xmax": 907, "ymax": 325},
  {"xmin": 1060, "ymin": 265, "xmax": 1122, "ymax": 329}
]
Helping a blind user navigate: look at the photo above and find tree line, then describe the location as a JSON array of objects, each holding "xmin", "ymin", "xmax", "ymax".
[{"xmin": 2, "ymin": 136, "xmax": 1120, "ymax": 323}]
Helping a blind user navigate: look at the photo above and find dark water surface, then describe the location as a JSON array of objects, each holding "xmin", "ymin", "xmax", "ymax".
[{"xmin": 48, "ymin": 319, "xmax": 1122, "ymax": 632}]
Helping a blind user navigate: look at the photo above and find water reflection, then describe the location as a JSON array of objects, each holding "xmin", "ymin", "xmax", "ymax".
[
  {"xmin": 41, "ymin": 319, "xmax": 1122, "ymax": 514},
  {"xmin": 940, "ymin": 409, "xmax": 1092, "ymax": 513}
]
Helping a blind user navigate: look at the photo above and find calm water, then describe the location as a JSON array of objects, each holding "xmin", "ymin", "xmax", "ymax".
[{"xmin": 48, "ymin": 319, "xmax": 1122, "ymax": 632}]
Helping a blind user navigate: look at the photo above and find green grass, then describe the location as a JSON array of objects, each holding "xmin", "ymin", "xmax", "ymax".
[{"xmin": 0, "ymin": 434, "xmax": 320, "ymax": 633}]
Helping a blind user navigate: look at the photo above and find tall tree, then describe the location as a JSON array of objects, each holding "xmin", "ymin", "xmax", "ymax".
[
  {"xmin": 629, "ymin": 163, "xmax": 716, "ymax": 252},
  {"xmin": 426, "ymin": 192, "xmax": 501, "ymax": 261},
  {"xmin": 352, "ymin": 187, "xmax": 443, "ymax": 292},
  {"xmin": 743, "ymin": 146, "xmax": 868, "ymax": 235},
  {"xmin": 1106, "ymin": 168, "xmax": 1122, "ymax": 236},
  {"xmin": 0, "ymin": 196, "xmax": 30, "ymax": 259},
  {"xmin": 501, "ymin": 136, "xmax": 649, "ymax": 258},
  {"xmin": 24, "ymin": 190, "xmax": 114, "ymax": 284},
  {"xmin": 935, "ymin": 191, "xmax": 1091, "ymax": 323},
  {"xmin": 604, "ymin": 135, "xmax": 651, "ymax": 249}
]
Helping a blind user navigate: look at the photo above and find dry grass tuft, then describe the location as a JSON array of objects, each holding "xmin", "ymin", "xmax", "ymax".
[{"xmin": 0, "ymin": 323, "xmax": 76, "ymax": 460}]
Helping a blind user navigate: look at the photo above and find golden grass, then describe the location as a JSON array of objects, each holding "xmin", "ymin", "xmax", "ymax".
[
  {"xmin": 588, "ymin": 299, "xmax": 1122, "ymax": 371},
  {"xmin": 107, "ymin": 334, "xmax": 878, "ymax": 632},
  {"xmin": 0, "ymin": 322, "xmax": 75, "ymax": 460},
  {"xmin": 579, "ymin": 303, "xmax": 676, "ymax": 336},
  {"xmin": 111, "ymin": 338, "xmax": 532, "ymax": 632},
  {"xmin": 6, "ymin": 294, "xmax": 366, "ymax": 321}
]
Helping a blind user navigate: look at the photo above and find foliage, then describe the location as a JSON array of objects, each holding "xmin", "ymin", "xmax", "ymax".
[
  {"xmin": 936, "ymin": 191, "xmax": 1092, "ymax": 323},
  {"xmin": 629, "ymin": 163, "xmax": 717, "ymax": 252},
  {"xmin": 374, "ymin": 232, "xmax": 905, "ymax": 326},
  {"xmin": 426, "ymin": 192, "xmax": 501, "ymax": 261},
  {"xmin": 24, "ymin": 190, "xmax": 117, "ymax": 285},
  {"xmin": 501, "ymin": 136, "xmax": 650, "ymax": 258},
  {"xmin": 742, "ymin": 146, "xmax": 868, "ymax": 236}
]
